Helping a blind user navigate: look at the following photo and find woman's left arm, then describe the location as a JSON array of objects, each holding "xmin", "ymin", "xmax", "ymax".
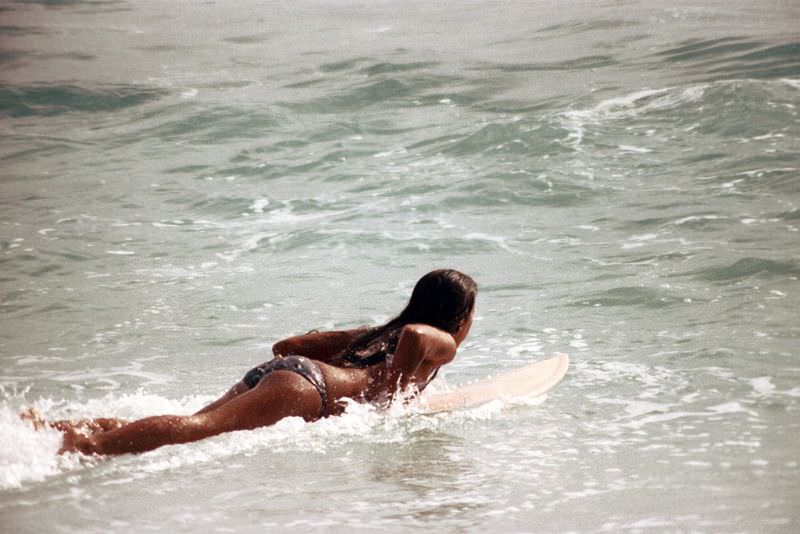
[{"xmin": 272, "ymin": 327, "xmax": 370, "ymax": 361}]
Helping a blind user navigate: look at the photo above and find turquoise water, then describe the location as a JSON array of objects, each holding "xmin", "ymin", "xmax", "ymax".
[{"xmin": 1, "ymin": 1, "xmax": 799, "ymax": 532}]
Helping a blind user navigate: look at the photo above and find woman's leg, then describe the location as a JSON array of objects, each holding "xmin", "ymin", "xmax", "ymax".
[
  {"xmin": 20, "ymin": 408, "xmax": 128, "ymax": 434},
  {"xmin": 60, "ymin": 370, "xmax": 324, "ymax": 456},
  {"xmin": 51, "ymin": 417, "xmax": 129, "ymax": 433}
]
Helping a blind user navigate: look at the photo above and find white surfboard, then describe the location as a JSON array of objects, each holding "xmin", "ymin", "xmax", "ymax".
[{"xmin": 418, "ymin": 353, "xmax": 569, "ymax": 414}]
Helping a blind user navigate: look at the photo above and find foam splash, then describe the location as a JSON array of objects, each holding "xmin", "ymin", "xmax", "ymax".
[
  {"xmin": 0, "ymin": 405, "xmax": 66, "ymax": 489},
  {"xmin": 0, "ymin": 390, "xmax": 216, "ymax": 489},
  {"xmin": 0, "ymin": 387, "xmax": 538, "ymax": 489}
]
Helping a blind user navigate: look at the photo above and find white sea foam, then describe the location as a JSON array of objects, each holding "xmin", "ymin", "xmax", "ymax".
[
  {"xmin": 749, "ymin": 376, "xmax": 776, "ymax": 397},
  {"xmin": 463, "ymin": 232, "xmax": 518, "ymax": 253},
  {"xmin": 0, "ymin": 405, "xmax": 70, "ymax": 489},
  {"xmin": 0, "ymin": 386, "xmax": 536, "ymax": 489},
  {"xmin": 672, "ymin": 214, "xmax": 728, "ymax": 226},
  {"xmin": 560, "ymin": 84, "xmax": 708, "ymax": 149},
  {"xmin": 618, "ymin": 144, "xmax": 652, "ymax": 153},
  {"xmin": 780, "ymin": 78, "xmax": 800, "ymax": 90},
  {"xmin": 250, "ymin": 198, "xmax": 270, "ymax": 213}
]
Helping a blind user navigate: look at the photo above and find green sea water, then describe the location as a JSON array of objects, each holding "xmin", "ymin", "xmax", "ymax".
[{"xmin": 1, "ymin": 1, "xmax": 799, "ymax": 532}]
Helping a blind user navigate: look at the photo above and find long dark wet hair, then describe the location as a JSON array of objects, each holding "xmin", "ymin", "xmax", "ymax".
[{"xmin": 341, "ymin": 269, "xmax": 478, "ymax": 357}]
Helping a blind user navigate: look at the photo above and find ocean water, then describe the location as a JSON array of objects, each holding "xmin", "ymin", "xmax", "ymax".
[{"xmin": 1, "ymin": 0, "xmax": 798, "ymax": 532}]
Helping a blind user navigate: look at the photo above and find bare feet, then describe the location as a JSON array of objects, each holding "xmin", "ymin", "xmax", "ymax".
[
  {"xmin": 20, "ymin": 408, "xmax": 128, "ymax": 455},
  {"xmin": 19, "ymin": 407, "xmax": 47, "ymax": 430}
]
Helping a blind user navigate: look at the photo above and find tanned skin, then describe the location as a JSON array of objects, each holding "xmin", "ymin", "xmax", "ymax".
[{"xmin": 42, "ymin": 314, "xmax": 472, "ymax": 456}]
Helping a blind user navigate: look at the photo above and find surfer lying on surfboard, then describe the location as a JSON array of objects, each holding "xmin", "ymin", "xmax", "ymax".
[{"xmin": 25, "ymin": 269, "xmax": 477, "ymax": 456}]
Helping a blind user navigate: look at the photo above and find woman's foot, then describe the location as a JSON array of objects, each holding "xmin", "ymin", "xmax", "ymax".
[{"xmin": 19, "ymin": 407, "xmax": 47, "ymax": 430}]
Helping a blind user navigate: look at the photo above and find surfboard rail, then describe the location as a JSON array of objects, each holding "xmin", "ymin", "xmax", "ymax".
[{"xmin": 418, "ymin": 353, "xmax": 569, "ymax": 414}]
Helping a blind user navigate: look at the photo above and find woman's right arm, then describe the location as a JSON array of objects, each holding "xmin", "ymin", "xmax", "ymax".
[
  {"xmin": 272, "ymin": 327, "xmax": 370, "ymax": 361},
  {"xmin": 387, "ymin": 324, "xmax": 457, "ymax": 393}
]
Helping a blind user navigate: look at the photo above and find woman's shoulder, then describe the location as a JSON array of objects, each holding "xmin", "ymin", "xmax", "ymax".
[
  {"xmin": 396, "ymin": 324, "xmax": 458, "ymax": 357},
  {"xmin": 397, "ymin": 323, "xmax": 451, "ymax": 340}
]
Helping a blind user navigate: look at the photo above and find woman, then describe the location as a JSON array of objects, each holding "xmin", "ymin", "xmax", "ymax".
[{"xmin": 46, "ymin": 269, "xmax": 477, "ymax": 456}]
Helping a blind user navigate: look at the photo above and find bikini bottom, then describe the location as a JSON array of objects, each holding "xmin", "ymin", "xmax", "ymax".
[{"xmin": 242, "ymin": 355, "xmax": 329, "ymax": 418}]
